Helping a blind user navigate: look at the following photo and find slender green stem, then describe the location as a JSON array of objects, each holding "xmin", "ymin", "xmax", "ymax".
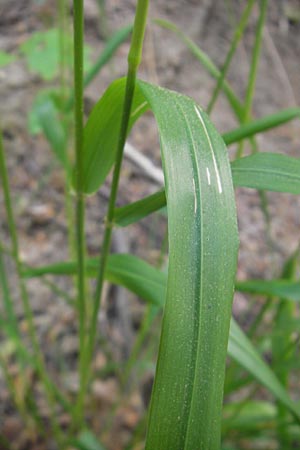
[
  {"xmin": 273, "ymin": 251, "xmax": 298, "ymax": 447},
  {"xmin": 0, "ymin": 246, "xmax": 18, "ymax": 335},
  {"xmin": 207, "ymin": 0, "xmax": 256, "ymax": 114},
  {"xmin": 122, "ymin": 305, "xmax": 159, "ymax": 387},
  {"xmin": 73, "ymin": 0, "xmax": 88, "ymax": 429},
  {"xmin": 58, "ymin": 0, "xmax": 67, "ymax": 102},
  {"xmin": 237, "ymin": 0, "xmax": 268, "ymax": 157},
  {"xmin": 0, "ymin": 129, "xmax": 64, "ymax": 443},
  {"xmin": 74, "ymin": 0, "xmax": 149, "ymax": 424},
  {"xmin": 244, "ymin": 0, "xmax": 268, "ymax": 122}
]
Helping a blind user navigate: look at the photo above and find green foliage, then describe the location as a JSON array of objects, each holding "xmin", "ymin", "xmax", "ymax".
[
  {"xmin": 0, "ymin": 50, "xmax": 16, "ymax": 67},
  {"xmin": 73, "ymin": 430, "xmax": 107, "ymax": 450},
  {"xmin": 20, "ymin": 28, "xmax": 92, "ymax": 80}
]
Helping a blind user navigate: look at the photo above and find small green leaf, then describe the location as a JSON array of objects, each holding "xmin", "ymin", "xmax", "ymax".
[
  {"xmin": 28, "ymin": 90, "xmax": 68, "ymax": 170},
  {"xmin": 73, "ymin": 430, "xmax": 106, "ymax": 450},
  {"xmin": 20, "ymin": 28, "xmax": 92, "ymax": 80},
  {"xmin": 37, "ymin": 99, "xmax": 68, "ymax": 169},
  {"xmin": 114, "ymin": 189, "xmax": 166, "ymax": 226},
  {"xmin": 223, "ymin": 108, "xmax": 300, "ymax": 145},
  {"xmin": 0, "ymin": 51, "xmax": 16, "ymax": 68}
]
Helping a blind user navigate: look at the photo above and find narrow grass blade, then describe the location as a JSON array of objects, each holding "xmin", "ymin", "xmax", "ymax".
[
  {"xmin": 272, "ymin": 251, "xmax": 298, "ymax": 446},
  {"xmin": 23, "ymin": 254, "xmax": 166, "ymax": 307},
  {"xmin": 223, "ymin": 400, "xmax": 277, "ymax": 431},
  {"xmin": 114, "ymin": 153, "xmax": 300, "ymax": 226},
  {"xmin": 232, "ymin": 153, "xmax": 300, "ymax": 193},
  {"xmin": 207, "ymin": 0, "xmax": 255, "ymax": 114},
  {"xmin": 66, "ymin": 24, "xmax": 133, "ymax": 111},
  {"xmin": 229, "ymin": 318, "xmax": 300, "ymax": 420},
  {"xmin": 243, "ymin": 0, "xmax": 268, "ymax": 125},
  {"xmin": 223, "ymin": 108, "xmax": 300, "ymax": 145},
  {"xmin": 154, "ymin": 18, "xmax": 244, "ymax": 119},
  {"xmin": 114, "ymin": 189, "xmax": 166, "ymax": 226},
  {"xmin": 37, "ymin": 97, "xmax": 69, "ymax": 170},
  {"xmin": 0, "ymin": 246, "xmax": 18, "ymax": 334},
  {"xmin": 84, "ymin": 24, "xmax": 133, "ymax": 88},
  {"xmin": 236, "ymin": 279, "xmax": 300, "ymax": 301}
]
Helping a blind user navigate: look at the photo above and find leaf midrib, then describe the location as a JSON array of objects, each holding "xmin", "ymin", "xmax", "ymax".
[{"xmin": 173, "ymin": 97, "xmax": 204, "ymax": 450}]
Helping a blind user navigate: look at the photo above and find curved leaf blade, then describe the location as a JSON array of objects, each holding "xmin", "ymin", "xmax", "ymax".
[
  {"xmin": 229, "ymin": 319, "xmax": 300, "ymax": 420},
  {"xmin": 133, "ymin": 82, "xmax": 239, "ymax": 450}
]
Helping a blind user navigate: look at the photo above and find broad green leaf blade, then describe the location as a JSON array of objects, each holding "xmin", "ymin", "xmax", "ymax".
[
  {"xmin": 134, "ymin": 83, "xmax": 239, "ymax": 450},
  {"xmin": 79, "ymin": 78, "xmax": 148, "ymax": 193},
  {"xmin": 229, "ymin": 318, "xmax": 300, "ymax": 420},
  {"xmin": 24, "ymin": 253, "xmax": 300, "ymax": 421},
  {"xmin": 114, "ymin": 153, "xmax": 300, "ymax": 226},
  {"xmin": 236, "ymin": 279, "xmax": 300, "ymax": 301},
  {"xmin": 232, "ymin": 153, "xmax": 300, "ymax": 194},
  {"xmin": 223, "ymin": 108, "xmax": 300, "ymax": 145}
]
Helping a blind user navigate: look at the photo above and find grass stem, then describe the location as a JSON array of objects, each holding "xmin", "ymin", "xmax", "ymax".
[
  {"xmin": 72, "ymin": 0, "xmax": 88, "ymax": 430},
  {"xmin": 207, "ymin": 0, "xmax": 256, "ymax": 114},
  {"xmin": 0, "ymin": 129, "xmax": 64, "ymax": 443},
  {"xmin": 236, "ymin": 0, "xmax": 268, "ymax": 158},
  {"xmin": 74, "ymin": 0, "xmax": 149, "ymax": 424}
]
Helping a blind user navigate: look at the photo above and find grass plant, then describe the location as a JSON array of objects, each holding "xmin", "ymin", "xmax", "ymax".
[{"xmin": 0, "ymin": 1, "xmax": 300, "ymax": 449}]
